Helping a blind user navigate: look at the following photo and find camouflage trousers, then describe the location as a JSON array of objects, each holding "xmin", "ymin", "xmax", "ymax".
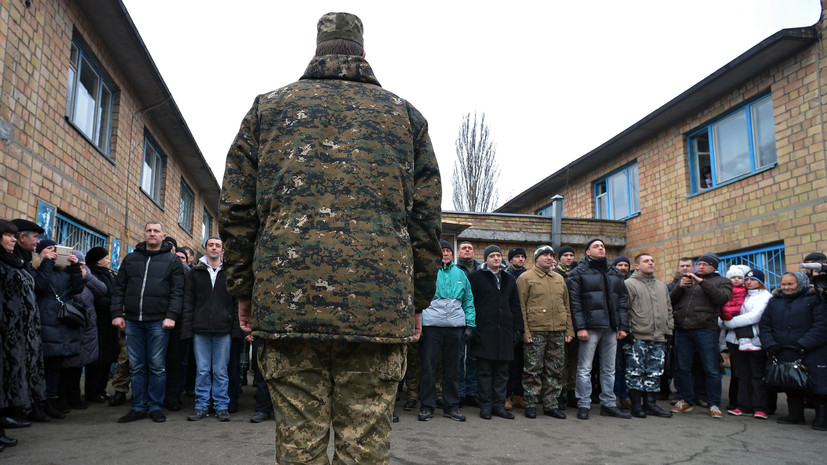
[
  {"xmin": 623, "ymin": 339, "xmax": 666, "ymax": 392},
  {"xmin": 405, "ymin": 341, "xmax": 420, "ymax": 402},
  {"xmin": 522, "ymin": 331, "xmax": 566, "ymax": 409},
  {"xmin": 110, "ymin": 333, "xmax": 131, "ymax": 393},
  {"xmin": 258, "ymin": 339, "xmax": 406, "ymax": 465}
]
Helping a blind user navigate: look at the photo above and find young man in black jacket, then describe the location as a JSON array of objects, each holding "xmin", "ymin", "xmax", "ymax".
[
  {"xmin": 110, "ymin": 222, "xmax": 185, "ymax": 423},
  {"xmin": 181, "ymin": 237, "xmax": 239, "ymax": 422}
]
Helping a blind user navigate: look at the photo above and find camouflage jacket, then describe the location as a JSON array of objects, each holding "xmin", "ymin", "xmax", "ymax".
[{"xmin": 218, "ymin": 54, "xmax": 442, "ymax": 343}]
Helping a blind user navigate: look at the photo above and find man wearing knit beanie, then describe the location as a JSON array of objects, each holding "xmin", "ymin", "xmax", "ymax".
[
  {"xmin": 467, "ymin": 245, "xmax": 523, "ymax": 420},
  {"xmin": 505, "ymin": 246, "xmax": 528, "ymax": 410},
  {"xmin": 669, "ymin": 253, "xmax": 732, "ymax": 419},
  {"xmin": 554, "ymin": 244, "xmax": 577, "ymax": 408},
  {"xmin": 803, "ymin": 252, "xmax": 827, "ymax": 279},
  {"xmin": 612, "ymin": 256, "xmax": 631, "ymax": 280}
]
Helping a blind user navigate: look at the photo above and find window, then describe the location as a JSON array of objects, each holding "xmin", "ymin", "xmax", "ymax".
[
  {"xmin": 594, "ymin": 163, "xmax": 639, "ymax": 220},
  {"xmin": 688, "ymin": 95, "xmax": 776, "ymax": 193},
  {"xmin": 536, "ymin": 197, "xmax": 563, "ymax": 218},
  {"xmin": 54, "ymin": 214, "xmax": 107, "ymax": 253},
  {"xmin": 66, "ymin": 40, "xmax": 113, "ymax": 155},
  {"xmin": 141, "ymin": 134, "xmax": 165, "ymax": 205},
  {"xmin": 716, "ymin": 243, "xmax": 786, "ymax": 291},
  {"xmin": 178, "ymin": 180, "xmax": 194, "ymax": 233},
  {"xmin": 202, "ymin": 209, "xmax": 212, "ymax": 247}
]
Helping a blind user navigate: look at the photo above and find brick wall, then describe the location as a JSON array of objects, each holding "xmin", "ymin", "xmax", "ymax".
[{"xmin": 0, "ymin": 0, "xmax": 216, "ymax": 256}]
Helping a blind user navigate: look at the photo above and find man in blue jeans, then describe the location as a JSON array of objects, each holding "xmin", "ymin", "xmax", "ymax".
[
  {"xmin": 669, "ymin": 253, "xmax": 732, "ymax": 419},
  {"xmin": 111, "ymin": 222, "xmax": 185, "ymax": 423}
]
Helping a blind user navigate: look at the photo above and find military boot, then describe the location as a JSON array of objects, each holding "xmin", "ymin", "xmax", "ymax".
[
  {"xmin": 812, "ymin": 401, "xmax": 827, "ymax": 431},
  {"xmin": 629, "ymin": 390, "xmax": 646, "ymax": 418},
  {"xmin": 643, "ymin": 392, "xmax": 672, "ymax": 418}
]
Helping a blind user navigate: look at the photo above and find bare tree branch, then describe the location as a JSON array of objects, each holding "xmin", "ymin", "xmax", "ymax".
[{"xmin": 452, "ymin": 111, "xmax": 499, "ymax": 212}]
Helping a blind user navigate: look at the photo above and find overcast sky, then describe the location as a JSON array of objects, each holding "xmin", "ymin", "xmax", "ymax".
[{"xmin": 121, "ymin": 0, "xmax": 821, "ymax": 210}]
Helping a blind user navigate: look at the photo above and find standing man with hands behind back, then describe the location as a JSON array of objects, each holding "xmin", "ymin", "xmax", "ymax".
[
  {"xmin": 110, "ymin": 222, "xmax": 184, "ymax": 424},
  {"xmin": 218, "ymin": 12, "xmax": 442, "ymax": 464}
]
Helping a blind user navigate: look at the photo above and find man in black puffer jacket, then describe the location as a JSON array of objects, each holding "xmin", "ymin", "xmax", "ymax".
[
  {"xmin": 566, "ymin": 238, "xmax": 630, "ymax": 420},
  {"xmin": 110, "ymin": 222, "xmax": 185, "ymax": 424}
]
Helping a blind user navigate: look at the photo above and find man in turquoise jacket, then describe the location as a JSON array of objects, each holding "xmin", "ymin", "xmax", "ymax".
[{"xmin": 418, "ymin": 240, "xmax": 476, "ymax": 422}]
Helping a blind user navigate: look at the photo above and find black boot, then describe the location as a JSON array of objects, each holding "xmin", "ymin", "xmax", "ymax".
[
  {"xmin": 778, "ymin": 394, "xmax": 806, "ymax": 425},
  {"xmin": 629, "ymin": 390, "xmax": 646, "ymax": 418},
  {"xmin": 0, "ymin": 428, "xmax": 16, "ymax": 448},
  {"xmin": 813, "ymin": 401, "xmax": 827, "ymax": 431},
  {"xmin": 644, "ymin": 392, "xmax": 672, "ymax": 418},
  {"xmin": 43, "ymin": 399, "xmax": 65, "ymax": 420},
  {"xmin": 27, "ymin": 402, "xmax": 50, "ymax": 422}
]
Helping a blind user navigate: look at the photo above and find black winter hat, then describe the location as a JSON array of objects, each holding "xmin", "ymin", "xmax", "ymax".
[
  {"xmin": 439, "ymin": 239, "xmax": 453, "ymax": 253},
  {"xmin": 558, "ymin": 245, "xmax": 575, "ymax": 257},
  {"xmin": 585, "ymin": 238, "xmax": 604, "ymax": 251},
  {"xmin": 697, "ymin": 253, "xmax": 720, "ymax": 268},
  {"xmin": 804, "ymin": 252, "xmax": 827, "ymax": 262},
  {"xmin": 86, "ymin": 246, "xmax": 109, "ymax": 266},
  {"xmin": 11, "ymin": 218, "xmax": 45, "ymax": 234},
  {"xmin": 483, "ymin": 245, "xmax": 502, "ymax": 262},
  {"xmin": 508, "ymin": 247, "xmax": 527, "ymax": 261}
]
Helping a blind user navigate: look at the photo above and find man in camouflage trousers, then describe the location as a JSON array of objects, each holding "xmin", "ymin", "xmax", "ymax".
[
  {"xmin": 623, "ymin": 253, "xmax": 674, "ymax": 418},
  {"xmin": 218, "ymin": 12, "xmax": 442, "ymax": 464},
  {"xmin": 517, "ymin": 245, "xmax": 573, "ymax": 419}
]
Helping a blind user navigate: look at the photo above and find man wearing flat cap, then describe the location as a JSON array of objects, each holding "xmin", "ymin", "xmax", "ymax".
[
  {"xmin": 669, "ymin": 253, "xmax": 732, "ymax": 419},
  {"xmin": 218, "ymin": 12, "xmax": 441, "ymax": 464},
  {"xmin": 11, "ymin": 219, "xmax": 45, "ymax": 273}
]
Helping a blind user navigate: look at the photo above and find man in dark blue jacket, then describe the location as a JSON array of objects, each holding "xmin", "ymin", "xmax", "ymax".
[
  {"xmin": 110, "ymin": 222, "xmax": 184, "ymax": 423},
  {"xmin": 567, "ymin": 238, "xmax": 630, "ymax": 420}
]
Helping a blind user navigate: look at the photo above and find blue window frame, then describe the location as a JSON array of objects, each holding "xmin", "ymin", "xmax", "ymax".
[
  {"xmin": 178, "ymin": 179, "xmax": 194, "ymax": 233},
  {"xmin": 141, "ymin": 133, "xmax": 166, "ymax": 206},
  {"xmin": 688, "ymin": 95, "xmax": 776, "ymax": 193},
  {"xmin": 594, "ymin": 163, "xmax": 639, "ymax": 220},
  {"xmin": 716, "ymin": 243, "xmax": 786, "ymax": 291},
  {"xmin": 54, "ymin": 214, "xmax": 107, "ymax": 253},
  {"xmin": 66, "ymin": 39, "xmax": 114, "ymax": 155},
  {"xmin": 536, "ymin": 198, "xmax": 563, "ymax": 218}
]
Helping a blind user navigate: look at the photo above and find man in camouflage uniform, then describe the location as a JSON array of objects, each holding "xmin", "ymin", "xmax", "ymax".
[
  {"xmin": 623, "ymin": 253, "xmax": 673, "ymax": 419},
  {"xmin": 517, "ymin": 245, "xmax": 573, "ymax": 419},
  {"xmin": 218, "ymin": 12, "xmax": 441, "ymax": 465}
]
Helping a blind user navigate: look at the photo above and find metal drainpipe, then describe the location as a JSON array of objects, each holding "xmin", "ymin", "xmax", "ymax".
[{"xmin": 551, "ymin": 194, "xmax": 564, "ymax": 252}]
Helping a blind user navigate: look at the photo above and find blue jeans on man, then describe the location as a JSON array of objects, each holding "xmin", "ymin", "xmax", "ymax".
[
  {"xmin": 125, "ymin": 319, "xmax": 170, "ymax": 413},
  {"xmin": 673, "ymin": 328, "xmax": 722, "ymax": 407},
  {"xmin": 193, "ymin": 332, "xmax": 232, "ymax": 411}
]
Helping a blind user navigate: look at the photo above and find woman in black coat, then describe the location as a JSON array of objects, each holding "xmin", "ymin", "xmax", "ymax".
[
  {"xmin": 83, "ymin": 247, "xmax": 119, "ymax": 403},
  {"xmin": 30, "ymin": 240, "xmax": 83, "ymax": 419},
  {"xmin": 759, "ymin": 271, "xmax": 827, "ymax": 430}
]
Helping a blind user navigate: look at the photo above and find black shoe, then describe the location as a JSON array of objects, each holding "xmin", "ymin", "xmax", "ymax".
[
  {"xmin": 44, "ymin": 399, "xmax": 65, "ymax": 420},
  {"xmin": 479, "ymin": 409, "xmax": 492, "ymax": 420},
  {"xmin": 68, "ymin": 399, "xmax": 88, "ymax": 410},
  {"xmin": 544, "ymin": 408, "xmax": 566, "ymax": 419},
  {"xmin": 215, "ymin": 409, "xmax": 231, "ymax": 422},
  {"xmin": 164, "ymin": 399, "xmax": 181, "ymax": 412},
  {"xmin": 492, "ymin": 408, "xmax": 514, "ymax": 420},
  {"xmin": 27, "ymin": 403, "xmax": 50, "ymax": 423},
  {"xmin": 0, "ymin": 417, "xmax": 31, "ymax": 428},
  {"xmin": 109, "ymin": 391, "xmax": 127, "ymax": 407},
  {"xmin": 403, "ymin": 400, "xmax": 417, "ymax": 411},
  {"xmin": 443, "ymin": 410, "xmax": 466, "ymax": 422},
  {"xmin": 525, "ymin": 407, "xmax": 537, "ymax": 419},
  {"xmin": 0, "ymin": 435, "xmax": 17, "ymax": 447},
  {"xmin": 250, "ymin": 411, "xmax": 270, "ymax": 423},
  {"xmin": 87, "ymin": 394, "xmax": 109, "ymax": 404},
  {"xmin": 600, "ymin": 405, "xmax": 632, "ymax": 419},
  {"xmin": 392, "ymin": 412, "xmax": 399, "ymax": 423},
  {"xmin": 629, "ymin": 390, "xmax": 646, "ymax": 418},
  {"xmin": 417, "ymin": 409, "xmax": 433, "ymax": 421},
  {"xmin": 149, "ymin": 410, "xmax": 166, "ymax": 423},
  {"xmin": 228, "ymin": 399, "xmax": 239, "ymax": 414},
  {"xmin": 577, "ymin": 407, "xmax": 589, "ymax": 420},
  {"xmin": 187, "ymin": 409, "xmax": 208, "ymax": 421},
  {"xmin": 643, "ymin": 393, "xmax": 672, "ymax": 418},
  {"xmin": 556, "ymin": 395, "xmax": 567, "ymax": 411},
  {"xmin": 118, "ymin": 409, "xmax": 147, "ymax": 423}
]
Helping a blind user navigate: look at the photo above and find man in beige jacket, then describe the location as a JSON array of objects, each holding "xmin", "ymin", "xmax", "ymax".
[{"xmin": 517, "ymin": 245, "xmax": 574, "ymax": 419}]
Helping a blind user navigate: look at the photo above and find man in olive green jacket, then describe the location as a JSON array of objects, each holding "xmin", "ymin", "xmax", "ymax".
[
  {"xmin": 218, "ymin": 12, "xmax": 441, "ymax": 464},
  {"xmin": 517, "ymin": 245, "xmax": 574, "ymax": 419},
  {"xmin": 624, "ymin": 253, "xmax": 674, "ymax": 418}
]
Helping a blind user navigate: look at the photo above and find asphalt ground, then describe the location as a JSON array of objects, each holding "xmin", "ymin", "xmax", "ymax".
[{"xmin": 2, "ymin": 376, "xmax": 826, "ymax": 464}]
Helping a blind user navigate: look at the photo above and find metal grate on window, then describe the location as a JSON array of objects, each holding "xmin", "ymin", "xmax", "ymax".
[
  {"xmin": 717, "ymin": 244, "xmax": 786, "ymax": 291},
  {"xmin": 55, "ymin": 214, "xmax": 107, "ymax": 253}
]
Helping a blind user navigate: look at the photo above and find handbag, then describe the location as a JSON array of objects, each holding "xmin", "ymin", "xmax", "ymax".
[
  {"xmin": 50, "ymin": 283, "xmax": 87, "ymax": 329},
  {"xmin": 764, "ymin": 354, "xmax": 812, "ymax": 391}
]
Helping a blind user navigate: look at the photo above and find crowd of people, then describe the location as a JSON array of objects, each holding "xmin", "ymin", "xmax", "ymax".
[
  {"xmin": 0, "ymin": 218, "xmax": 280, "ymax": 453},
  {"xmin": 402, "ymin": 240, "xmax": 827, "ymax": 432}
]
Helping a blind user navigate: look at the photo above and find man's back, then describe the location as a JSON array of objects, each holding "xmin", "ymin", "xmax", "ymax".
[{"xmin": 219, "ymin": 54, "xmax": 441, "ymax": 343}]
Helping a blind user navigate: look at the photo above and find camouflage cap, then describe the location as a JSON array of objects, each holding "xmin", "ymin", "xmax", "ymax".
[{"xmin": 317, "ymin": 12, "xmax": 364, "ymax": 46}]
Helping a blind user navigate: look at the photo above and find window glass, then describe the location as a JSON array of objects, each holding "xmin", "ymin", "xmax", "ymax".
[
  {"xmin": 608, "ymin": 169, "xmax": 629, "ymax": 220},
  {"xmin": 712, "ymin": 110, "xmax": 751, "ymax": 183},
  {"xmin": 66, "ymin": 39, "xmax": 113, "ymax": 155},
  {"xmin": 751, "ymin": 98, "xmax": 777, "ymax": 168},
  {"xmin": 74, "ymin": 57, "xmax": 99, "ymax": 139}
]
